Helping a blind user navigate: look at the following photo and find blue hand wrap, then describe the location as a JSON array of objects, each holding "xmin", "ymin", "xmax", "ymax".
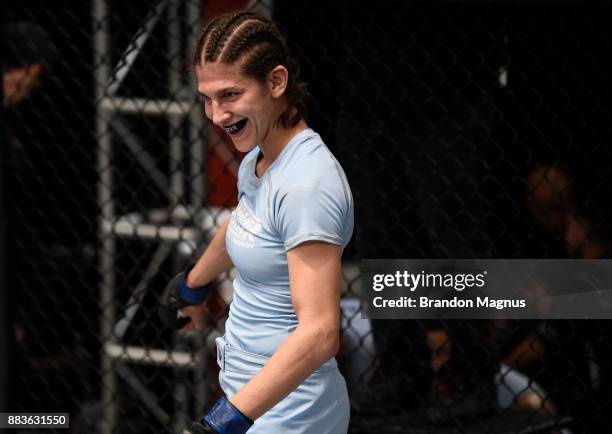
[
  {"xmin": 202, "ymin": 396, "xmax": 253, "ymax": 434},
  {"xmin": 178, "ymin": 274, "xmax": 209, "ymax": 305}
]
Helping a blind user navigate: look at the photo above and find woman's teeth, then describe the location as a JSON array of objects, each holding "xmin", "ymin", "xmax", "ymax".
[{"xmin": 224, "ymin": 119, "xmax": 247, "ymax": 134}]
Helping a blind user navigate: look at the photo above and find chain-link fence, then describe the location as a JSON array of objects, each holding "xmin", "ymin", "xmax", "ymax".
[{"xmin": 2, "ymin": 0, "xmax": 612, "ymax": 433}]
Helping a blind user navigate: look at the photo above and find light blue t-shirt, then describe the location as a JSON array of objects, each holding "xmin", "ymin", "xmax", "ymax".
[{"xmin": 224, "ymin": 128, "xmax": 354, "ymax": 356}]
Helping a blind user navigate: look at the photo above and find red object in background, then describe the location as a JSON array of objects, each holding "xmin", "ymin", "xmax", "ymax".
[
  {"xmin": 203, "ymin": 0, "xmax": 253, "ymax": 18},
  {"xmin": 206, "ymin": 125, "xmax": 244, "ymax": 207}
]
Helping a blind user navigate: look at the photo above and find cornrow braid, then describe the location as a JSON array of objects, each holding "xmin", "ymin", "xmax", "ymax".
[
  {"xmin": 192, "ymin": 11, "xmax": 310, "ymax": 129},
  {"xmin": 221, "ymin": 21, "xmax": 287, "ymax": 64},
  {"xmin": 207, "ymin": 13, "xmax": 258, "ymax": 62},
  {"xmin": 191, "ymin": 14, "xmax": 224, "ymax": 66}
]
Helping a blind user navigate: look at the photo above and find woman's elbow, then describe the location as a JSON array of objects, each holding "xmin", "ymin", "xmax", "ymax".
[
  {"xmin": 297, "ymin": 316, "xmax": 340, "ymax": 361},
  {"xmin": 316, "ymin": 325, "xmax": 340, "ymax": 360}
]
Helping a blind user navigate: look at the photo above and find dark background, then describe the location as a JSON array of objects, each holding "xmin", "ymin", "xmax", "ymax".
[{"xmin": 2, "ymin": 1, "xmax": 612, "ymax": 433}]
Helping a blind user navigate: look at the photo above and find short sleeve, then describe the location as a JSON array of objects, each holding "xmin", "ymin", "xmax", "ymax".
[{"xmin": 276, "ymin": 182, "xmax": 348, "ymax": 251}]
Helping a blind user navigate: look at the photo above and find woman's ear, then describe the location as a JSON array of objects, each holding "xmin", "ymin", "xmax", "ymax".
[{"xmin": 268, "ymin": 65, "xmax": 288, "ymax": 99}]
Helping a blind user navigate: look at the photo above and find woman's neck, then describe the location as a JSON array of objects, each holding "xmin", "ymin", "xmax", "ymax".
[{"xmin": 256, "ymin": 119, "xmax": 308, "ymax": 176}]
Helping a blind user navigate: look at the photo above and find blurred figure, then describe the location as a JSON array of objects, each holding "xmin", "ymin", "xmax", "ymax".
[
  {"xmin": 525, "ymin": 163, "xmax": 609, "ymax": 259},
  {"xmin": 518, "ymin": 164, "xmax": 612, "ymax": 433},
  {"xmin": 426, "ymin": 321, "xmax": 554, "ymax": 416},
  {"xmin": 525, "ymin": 164, "xmax": 575, "ymax": 234},
  {"xmin": 1, "ymin": 21, "xmax": 55, "ymax": 109},
  {"xmin": 1, "ymin": 20, "xmax": 58, "ymax": 415},
  {"xmin": 423, "ymin": 321, "xmax": 497, "ymax": 424}
]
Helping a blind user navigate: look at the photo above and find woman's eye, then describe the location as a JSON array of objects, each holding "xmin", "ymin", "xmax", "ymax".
[{"xmin": 224, "ymin": 91, "xmax": 239, "ymax": 99}]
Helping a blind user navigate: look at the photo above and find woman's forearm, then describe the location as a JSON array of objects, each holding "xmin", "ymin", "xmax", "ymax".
[
  {"xmin": 229, "ymin": 321, "xmax": 339, "ymax": 420},
  {"xmin": 187, "ymin": 218, "xmax": 233, "ymax": 287}
]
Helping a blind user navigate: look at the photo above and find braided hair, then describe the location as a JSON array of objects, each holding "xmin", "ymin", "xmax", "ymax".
[{"xmin": 192, "ymin": 12, "xmax": 309, "ymax": 128}]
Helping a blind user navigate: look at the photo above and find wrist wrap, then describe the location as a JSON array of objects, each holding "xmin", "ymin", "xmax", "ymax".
[
  {"xmin": 202, "ymin": 396, "xmax": 254, "ymax": 434},
  {"xmin": 158, "ymin": 266, "xmax": 211, "ymax": 329},
  {"xmin": 178, "ymin": 273, "xmax": 209, "ymax": 305}
]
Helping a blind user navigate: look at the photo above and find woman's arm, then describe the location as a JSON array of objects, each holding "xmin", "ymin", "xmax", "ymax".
[
  {"xmin": 228, "ymin": 241, "xmax": 342, "ymax": 420},
  {"xmin": 187, "ymin": 218, "xmax": 233, "ymax": 287},
  {"xmin": 179, "ymin": 218, "xmax": 233, "ymax": 333}
]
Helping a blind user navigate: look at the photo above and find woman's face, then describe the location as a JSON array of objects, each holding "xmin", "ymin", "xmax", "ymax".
[{"xmin": 196, "ymin": 61, "xmax": 279, "ymax": 153}]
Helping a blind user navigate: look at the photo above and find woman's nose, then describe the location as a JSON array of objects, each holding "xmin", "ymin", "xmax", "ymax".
[{"xmin": 210, "ymin": 101, "xmax": 231, "ymax": 126}]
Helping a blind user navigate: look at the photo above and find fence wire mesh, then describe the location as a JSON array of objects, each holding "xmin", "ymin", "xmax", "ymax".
[{"xmin": 2, "ymin": 0, "xmax": 612, "ymax": 433}]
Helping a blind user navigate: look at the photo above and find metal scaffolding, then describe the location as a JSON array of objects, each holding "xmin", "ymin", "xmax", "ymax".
[{"xmin": 92, "ymin": 1, "xmax": 225, "ymax": 432}]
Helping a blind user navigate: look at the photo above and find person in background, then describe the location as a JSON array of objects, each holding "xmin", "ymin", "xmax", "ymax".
[{"xmin": 1, "ymin": 20, "xmax": 57, "ymax": 414}]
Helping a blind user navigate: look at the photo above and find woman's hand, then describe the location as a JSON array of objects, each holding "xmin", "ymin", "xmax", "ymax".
[{"xmin": 178, "ymin": 302, "xmax": 209, "ymax": 334}]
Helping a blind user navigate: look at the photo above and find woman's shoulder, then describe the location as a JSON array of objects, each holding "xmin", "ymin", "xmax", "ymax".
[
  {"xmin": 274, "ymin": 134, "xmax": 351, "ymax": 204},
  {"xmin": 280, "ymin": 131, "xmax": 341, "ymax": 177}
]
